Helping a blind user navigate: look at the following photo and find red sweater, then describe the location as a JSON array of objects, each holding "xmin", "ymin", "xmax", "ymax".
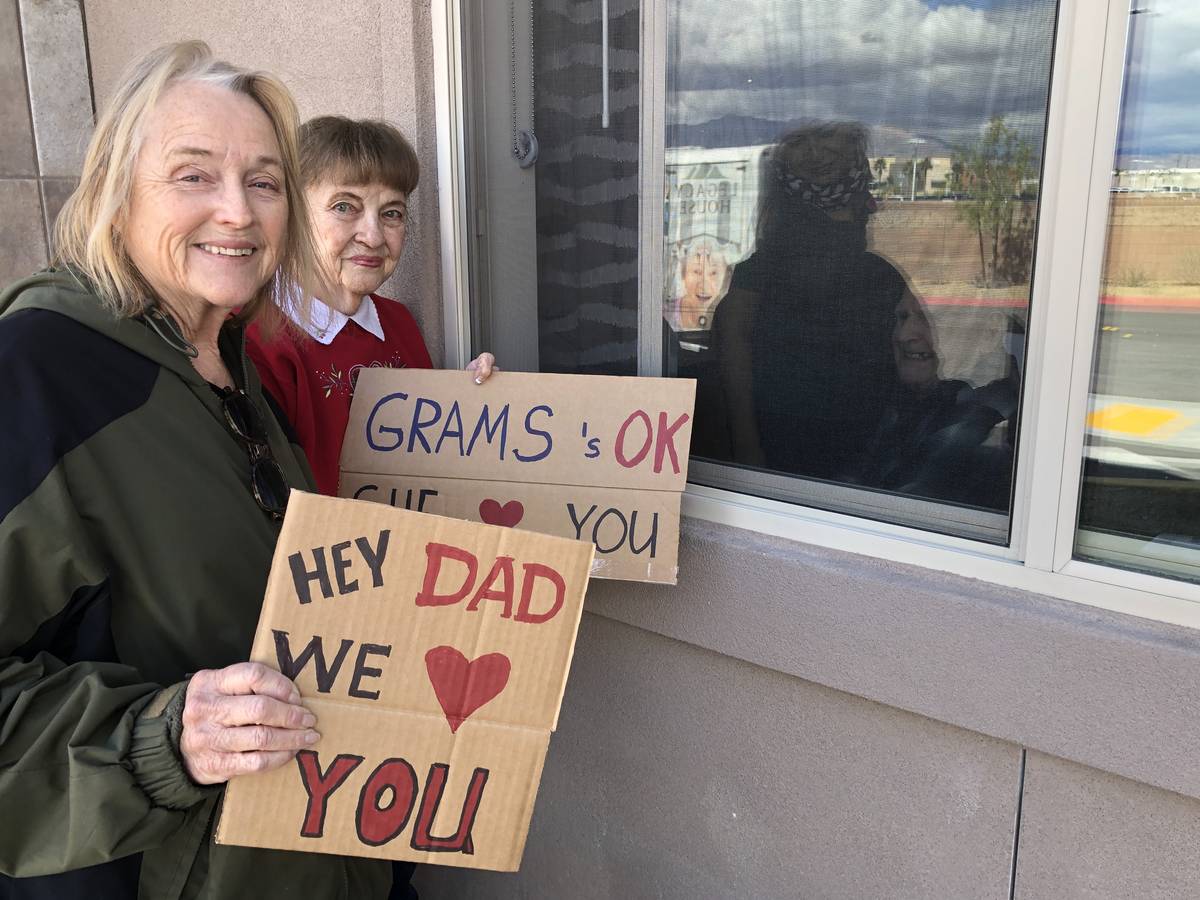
[{"xmin": 247, "ymin": 294, "xmax": 432, "ymax": 495}]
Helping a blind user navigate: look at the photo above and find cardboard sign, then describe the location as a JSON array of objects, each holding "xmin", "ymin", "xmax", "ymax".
[
  {"xmin": 338, "ymin": 369, "xmax": 696, "ymax": 584},
  {"xmin": 216, "ymin": 491, "xmax": 595, "ymax": 871}
]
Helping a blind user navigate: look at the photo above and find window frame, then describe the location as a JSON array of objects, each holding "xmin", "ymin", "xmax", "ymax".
[{"xmin": 431, "ymin": 0, "xmax": 1200, "ymax": 629}]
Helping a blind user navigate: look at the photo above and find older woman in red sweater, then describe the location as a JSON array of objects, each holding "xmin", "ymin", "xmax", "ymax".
[{"xmin": 249, "ymin": 116, "xmax": 493, "ymax": 495}]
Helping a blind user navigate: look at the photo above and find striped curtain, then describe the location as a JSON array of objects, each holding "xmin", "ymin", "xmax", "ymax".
[{"xmin": 534, "ymin": 0, "xmax": 641, "ymax": 375}]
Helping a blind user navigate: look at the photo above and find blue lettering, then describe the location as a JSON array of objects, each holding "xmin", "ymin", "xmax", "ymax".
[
  {"xmin": 436, "ymin": 401, "xmax": 466, "ymax": 456},
  {"xmin": 407, "ymin": 398, "xmax": 442, "ymax": 454},
  {"xmin": 466, "ymin": 404, "xmax": 510, "ymax": 459},
  {"xmin": 514, "ymin": 405, "xmax": 553, "ymax": 463},
  {"xmin": 365, "ymin": 392, "xmax": 409, "ymax": 451}
]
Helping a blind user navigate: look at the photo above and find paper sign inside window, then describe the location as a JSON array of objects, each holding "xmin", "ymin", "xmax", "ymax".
[
  {"xmin": 216, "ymin": 491, "xmax": 595, "ymax": 871},
  {"xmin": 338, "ymin": 369, "xmax": 697, "ymax": 584}
]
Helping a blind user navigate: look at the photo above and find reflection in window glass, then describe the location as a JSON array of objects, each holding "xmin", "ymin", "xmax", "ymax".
[
  {"xmin": 1076, "ymin": 2, "xmax": 1200, "ymax": 581},
  {"xmin": 664, "ymin": 0, "xmax": 1058, "ymax": 541}
]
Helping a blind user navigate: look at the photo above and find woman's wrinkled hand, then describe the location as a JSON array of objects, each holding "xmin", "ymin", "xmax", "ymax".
[
  {"xmin": 466, "ymin": 352, "xmax": 497, "ymax": 384},
  {"xmin": 180, "ymin": 662, "xmax": 318, "ymax": 785}
]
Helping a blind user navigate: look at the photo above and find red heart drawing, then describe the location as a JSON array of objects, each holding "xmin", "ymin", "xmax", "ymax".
[
  {"xmin": 424, "ymin": 646, "xmax": 511, "ymax": 733},
  {"xmin": 478, "ymin": 498, "xmax": 524, "ymax": 528}
]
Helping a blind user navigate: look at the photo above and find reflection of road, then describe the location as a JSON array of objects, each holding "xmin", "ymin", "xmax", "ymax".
[{"xmin": 1092, "ymin": 309, "xmax": 1200, "ymax": 403}]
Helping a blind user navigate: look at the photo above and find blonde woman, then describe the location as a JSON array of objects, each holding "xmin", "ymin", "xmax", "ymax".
[{"xmin": 0, "ymin": 43, "xmax": 391, "ymax": 897}]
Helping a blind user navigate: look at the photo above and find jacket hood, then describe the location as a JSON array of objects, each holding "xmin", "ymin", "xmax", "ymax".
[{"xmin": 0, "ymin": 267, "xmax": 251, "ymax": 391}]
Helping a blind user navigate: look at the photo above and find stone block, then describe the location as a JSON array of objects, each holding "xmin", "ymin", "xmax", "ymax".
[
  {"xmin": 18, "ymin": 0, "xmax": 92, "ymax": 177},
  {"xmin": 0, "ymin": 0, "xmax": 37, "ymax": 176},
  {"xmin": 0, "ymin": 178, "xmax": 47, "ymax": 285}
]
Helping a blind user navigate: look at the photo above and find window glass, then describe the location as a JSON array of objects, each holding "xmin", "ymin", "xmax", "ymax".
[
  {"xmin": 664, "ymin": 0, "xmax": 1058, "ymax": 541},
  {"xmin": 1075, "ymin": 1, "xmax": 1200, "ymax": 580}
]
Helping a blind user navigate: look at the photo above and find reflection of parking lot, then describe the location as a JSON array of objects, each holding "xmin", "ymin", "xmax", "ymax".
[
  {"xmin": 1081, "ymin": 308, "xmax": 1200, "ymax": 543},
  {"xmin": 1092, "ymin": 308, "xmax": 1200, "ymax": 403}
]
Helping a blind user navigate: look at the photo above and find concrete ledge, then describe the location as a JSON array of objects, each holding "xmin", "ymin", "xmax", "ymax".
[{"xmin": 586, "ymin": 517, "xmax": 1200, "ymax": 801}]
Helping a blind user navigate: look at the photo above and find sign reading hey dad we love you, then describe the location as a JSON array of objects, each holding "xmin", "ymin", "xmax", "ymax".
[
  {"xmin": 216, "ymin": 491, "xmax": 594, "ymax": 871},
  {"xmin": 338, "ymin": 369, "xmax": 697, "ymax": 584}
]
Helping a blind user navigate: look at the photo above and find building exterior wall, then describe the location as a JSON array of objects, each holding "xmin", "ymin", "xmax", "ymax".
[
  {"xmin": 0, "ymin": 0, "xmax": 92, "ymax": 287},
  {"xmin": 418, "ymin": 521, "xmax": 1200, "ymax": 898},
  {"xmin": 53, "ymin": 4, "xmax": 1200, "ymax": 897}
]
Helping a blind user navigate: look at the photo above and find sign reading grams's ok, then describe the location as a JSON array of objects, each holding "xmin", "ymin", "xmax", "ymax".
[{"xmin": 340, "ymin": 369, "xmax": 696, "ymax": 584}]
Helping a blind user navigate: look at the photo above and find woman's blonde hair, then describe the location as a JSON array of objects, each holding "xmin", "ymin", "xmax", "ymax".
[{"xmin": 54, "ymin": 41, "xmax": 318, "ymax": 332}]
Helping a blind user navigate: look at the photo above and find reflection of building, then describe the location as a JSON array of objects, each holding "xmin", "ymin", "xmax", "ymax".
[
  {"xmin": 870, "ymin": 156, "xmax": 954, "ymax": 196},
  {"xmin": 1112, "ymin": 167, "xmax": 1200, "ymax": 192}
]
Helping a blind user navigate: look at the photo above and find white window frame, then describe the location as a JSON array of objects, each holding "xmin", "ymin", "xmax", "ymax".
[{"xmin": 431, "ymin": 0, "xmax": 1200, "ymax": 629}]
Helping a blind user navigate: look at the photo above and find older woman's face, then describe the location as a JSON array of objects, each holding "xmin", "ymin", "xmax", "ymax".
[
  {"xmin": 680, "ymin": 250, "xmax": 727, "ymax": 306},
  {"xmin": 307, "ymin": 181, "xmax": 408, "ymax": 315},
  {"xmin": 893, "ymin": 291, "xmax": 939, "ymax": 390},
  {"xmin": 122, "ymin": 82, "xmax": 288, "ymax": 315}
]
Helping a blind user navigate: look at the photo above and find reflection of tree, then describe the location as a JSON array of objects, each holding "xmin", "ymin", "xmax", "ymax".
[
  {"xmin": 956, "ymin": 117, "xmax": 1038, "ymax": 287},
  {"xmin": 873, "ymin": 157, "xmax": 888, "ymax": 185},
  {"xmin": 916, "ymin": 156, "xmax": 933, "ymax": 195},
  {"xmin": 949, "ymin": 160, "xmax": 965, "ymax": 193}
]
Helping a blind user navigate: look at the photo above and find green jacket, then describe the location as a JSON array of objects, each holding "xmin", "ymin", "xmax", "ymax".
[{"xmin": 0, "ymin": 270, "xmax": 391, "ymax": 898}]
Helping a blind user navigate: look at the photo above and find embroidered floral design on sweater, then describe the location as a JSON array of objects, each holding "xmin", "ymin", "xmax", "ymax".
[{"xmin": 316, "ymin": 354, "xmax": 410, "ymax": 399}]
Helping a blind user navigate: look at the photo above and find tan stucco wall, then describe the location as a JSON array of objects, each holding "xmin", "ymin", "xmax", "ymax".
[{"xmin": 82, "ymin": 0, "xmax": 446, "ymax": 364}]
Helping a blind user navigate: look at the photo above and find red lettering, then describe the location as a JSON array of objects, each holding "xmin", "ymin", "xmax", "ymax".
[
  {"xmin": 410, "ymin": 764, "xmax": 490, "ymax": 854},
  {"xmin": 466, "ymin": 556, "xmax": 515, "ymax": 618},
  {"xmin": 355, "ymin": 758, "xmax": 419, "ymax": 847},
  {"xmin": 652, "ymin": 411, "xmax": 691, "ymax": 474},
  {"xmin": 614, "ymin": 410, "xmax": 653, "ymax": 469},
  {"xmin": 514, "ymin": 562, "xmax": 565, "ymax": 624},
  {"xmin": 296, "ymin": 750, "xmax": 364, "ymax": 838},
  {"xmin": 414, "ymin": 543, "xmax": 478, "ymax": 607}
]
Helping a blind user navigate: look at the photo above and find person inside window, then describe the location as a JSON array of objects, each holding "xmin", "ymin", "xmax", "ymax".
[
  {"xmin": 844, "ymin": 291, "xmax": 1018, "ymax": 510},
  {"xmin": 248, "ymin": 116, "xmax": 494, "ymax": 497},
  {"xmin": 713, "ymin": 121, "xmax": 904, "ymax": 476}
]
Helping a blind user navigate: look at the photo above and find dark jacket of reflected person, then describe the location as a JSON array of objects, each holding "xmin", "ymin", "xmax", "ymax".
[{"xmin": 713, "ymin": 122, "xmax": 906, "ymax": 478}]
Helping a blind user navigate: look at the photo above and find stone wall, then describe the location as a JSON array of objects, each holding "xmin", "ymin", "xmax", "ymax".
[{"xmin": 0, "ymin": 0, "xmax": 92, "ymax": 286}]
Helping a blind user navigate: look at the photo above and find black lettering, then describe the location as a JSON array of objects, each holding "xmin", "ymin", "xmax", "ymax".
[
  {"xmin": 356, "ymin": 530, "xmax": 390, "ymax": 589},
  {"xmin": 272, "ymin": 631, "xmax": 355, "ymax": 693},
  {"xmin": 331, "ymin": 541, "xmax": 358, "ymax": 594},
  {"xmin": 348, "ymin": 643, "xmax": 393, "ymax": 701},
  {"xmin": 289, "ymin": 547, "xmax": 333, "ymax": 605}
]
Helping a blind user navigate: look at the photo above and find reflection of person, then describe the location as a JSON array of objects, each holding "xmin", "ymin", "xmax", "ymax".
[
  {"xmin": 666, "ymin": 237, "xmax": 732, "ymax": 332},
  {"xmin": 0, "ymin": 43, "xmax": 393, "ymax": 896},
  {"xmin": 248, "ymin": 117, "xmax": 494, "ymax": 496},
  {"xmin": 845, "ymin": 293, "xmax": 1017, "ymax": 509},
  {"xmin": 712, "ymin": 122, "xmax": 905, "ymax": 475}
]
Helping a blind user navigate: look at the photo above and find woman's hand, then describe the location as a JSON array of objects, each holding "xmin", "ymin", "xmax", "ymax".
[
  {"xmin": 180, "ymin": 662, "xmax": 318, "ymax": 785},
  {"xmin": 466, "ymin": 352, "xmax": 497, "ymax": 384}
]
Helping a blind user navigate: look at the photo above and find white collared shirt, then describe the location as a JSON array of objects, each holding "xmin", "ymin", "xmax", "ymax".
[{"xmin": 290, "ymin": 295, "xmax": 387, "ymax": 345}]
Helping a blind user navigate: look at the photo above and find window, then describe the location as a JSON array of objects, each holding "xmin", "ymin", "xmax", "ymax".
[
  {"xmin": 446, "ymin": 0, "xmax": 1200, "ymax": 612},
  {"xmin": 465, "ymin": 0, "xmax": 1059, "ymax": 544},
  {"xmin": 664, "ymin": 0, "xmax": 1058, "ymax": 543},
  {"xmin": 1074, "ymin": 0, "xmax": 1200, "ymax": 582}
]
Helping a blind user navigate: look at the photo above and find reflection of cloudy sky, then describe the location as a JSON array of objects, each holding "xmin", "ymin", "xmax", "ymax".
[
  {"xmin": 1118, "ymin": 2, "xmax": 1200, "ymax": 163},
  {"xmin": 667, "ymin": 0, "xmax": 1058, "ymax": 152}
]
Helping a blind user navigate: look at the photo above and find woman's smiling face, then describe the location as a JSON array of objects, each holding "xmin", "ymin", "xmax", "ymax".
[
  {"xmin": 893, "ymin": 291, "xmax": 939, "ymax": 390},
  {"xmin": 307, "ymin": 181, "xmax": 408, "ymax": 314},
  {"xmin": 121, "ymin": 81, "xmax": 288, "ymax": 317}
]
